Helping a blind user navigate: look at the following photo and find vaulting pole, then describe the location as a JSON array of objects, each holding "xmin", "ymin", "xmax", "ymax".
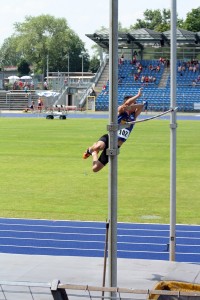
[
  {"xmin": 170, "ymin": 0, "xmax": 177, "ymax": 261},
  {"xmin": 102, "ymin": 222, "xmax": 109, "ymax": 299},
  {"xmin": 108, "ymin": 0, "xmax": 118, "ymax": 297}
]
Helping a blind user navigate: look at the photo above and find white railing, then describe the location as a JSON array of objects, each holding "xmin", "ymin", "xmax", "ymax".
[
  {"xmin": 0, "ymin": 280, "xmax": 200, "ymax": 300},
  {"xmin": 79, "ymin": 55, "xmax": 109, "ymax": 108}
]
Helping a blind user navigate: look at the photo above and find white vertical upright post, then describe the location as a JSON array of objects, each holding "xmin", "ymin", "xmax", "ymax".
[
  {"xmin": 67, "ymin": 54, "xmax": 70, "ymax": 83},
  {"xmin": 81, "ymin": 55, "xmax": 83, "ymax": 80},
  {"xmin": 79, "ymin": 53, "xmax": 84, "ymax": 82},
  {"xmin": 46, "ymin": 54, "xmax": 49, "ymax": 80},
  {"xmin": 170, "ymin": 0, "xmax": 177, "ymax": 261},
  {"xmin": 108, "ymin": 0, "xmax": 118, "ymax": 296}
]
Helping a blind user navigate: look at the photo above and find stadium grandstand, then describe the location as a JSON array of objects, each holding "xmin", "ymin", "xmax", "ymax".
[
  {"xmin": 86, "ymin": 28, "xmax": 200, "ymax": 112},
  {"xmin": 0, "ymin": 28, "xmax": 200, "ymax": 113}
]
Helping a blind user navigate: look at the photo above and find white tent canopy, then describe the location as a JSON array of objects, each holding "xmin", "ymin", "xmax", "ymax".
[
  {"xmin": 36, "ymin": 91, "xmax": 60, "ymax": 98},
  {"xmin": 20, "ymin": 76, "xmax": 32, "ymax": 80},
  {"xmin": 8, "ymin": 76, "xmax": 19, "ymax": 83}
]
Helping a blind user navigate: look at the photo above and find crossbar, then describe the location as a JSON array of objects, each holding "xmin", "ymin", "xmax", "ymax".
[{"xmin": 119, "ymin": 107, "xmax": 178, "ymax": 129}]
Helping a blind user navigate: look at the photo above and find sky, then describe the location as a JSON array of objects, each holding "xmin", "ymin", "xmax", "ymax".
[{"xmin": 0, "ymin": 0, "xmax": 199, "ymax": 55}]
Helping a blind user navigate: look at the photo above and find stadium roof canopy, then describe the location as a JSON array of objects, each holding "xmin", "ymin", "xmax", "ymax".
[{"xmin": 86, "ymin": 28, "xmax": 200, "ymax": 51}]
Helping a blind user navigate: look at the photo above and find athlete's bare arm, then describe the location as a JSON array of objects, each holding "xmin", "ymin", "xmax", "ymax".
[
  {"xmin": 134, "ymin": 103, "xmax": 144, "ymax": 118},
  {"xmin": 118, "ymin": 88, "xmax": 142, "ymax": 114}
]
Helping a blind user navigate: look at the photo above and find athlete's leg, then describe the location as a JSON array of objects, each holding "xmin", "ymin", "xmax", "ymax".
[
  {"xmin": 83, "ymin": 140, "xmax": 105, "ymax": 159},
  {"xmin": 83, "ymin": 134, "xmax": 108, "ymax": 159},
  {"xmin": 92, "ymin": 151, "xmax": 105, "ymax": 172},
  {"xmin": 90, "ymin": 140, "xmax": 105, "ymax": 152},
  {"xmin": 83, "ymin": 134, "xmax": 109, "ymax": 172}
]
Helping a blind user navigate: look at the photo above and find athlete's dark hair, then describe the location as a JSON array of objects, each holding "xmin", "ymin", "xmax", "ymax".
[{"xmin": 123, "ymin": 95, "xmax": 132, "ymax": 103}]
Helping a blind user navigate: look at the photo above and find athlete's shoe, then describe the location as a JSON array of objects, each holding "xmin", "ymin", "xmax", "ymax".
[{"xmin": 83, "ymin": 148, "xmax": 92, "ymax": 159}]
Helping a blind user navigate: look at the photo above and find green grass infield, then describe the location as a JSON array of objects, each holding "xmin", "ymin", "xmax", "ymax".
[{"xmin": 0, "ymin": 117, "xmax": 199, "ymax": 224}]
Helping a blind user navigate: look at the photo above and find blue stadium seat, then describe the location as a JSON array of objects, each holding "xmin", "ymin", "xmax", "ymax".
[{"xmin": 94, "ymin": 59, "xmax": 200, "ymax": 112}]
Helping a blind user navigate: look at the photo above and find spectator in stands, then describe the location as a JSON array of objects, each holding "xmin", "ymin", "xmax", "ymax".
[
  {"xmin": 151, "ymin": 65, "xmax": 157, "ymax": 72},
  {"xmin": 192, "ymin": 80, "xmax": 197, "ymax": 87},
  {"xmin": 132, "ymin": 55, "xmax": 137, "ymax": 65},
  {"xmin": 137, "ymin": 64, "xmax": 143, "ymax": 74},
  {"xmin": 149, "ymin": 75, "xmax": 153, "ymax": 83},
  {"xmin": 189, "ymin": 65, "xmax": 193, "ymax": 71},
  {"xmin": 18, "ymin": 81, "xmax": 23, "ymax": 89},
  {"xmin": 13, "ymin": 81, "xmax": 18, "ymax": 90},
  {"xmin": 148, "ymin": 64, "xmax": 153, "ymax": 71},
  {"xmin": 141, "ymin": 75, "xmax": 145, "ymax": 83},
  {"xmin": 24, "ymin": 84, "xmax": 29, "ymax": 97},
  {"xmin": 102, "ymin": 84, "xmax": 106, "ymax": 91},
  {"xmin": 119, "ymin": 53, "xmax": 124, "ymax": 64},
  {"xmin": 159, "ymin": 57, "xmax": 165, "ymax": 65},
  {"xmin": 82, "ymin": 88, "xmax": 144, "ymax": 172},
  {"xmin": 102, "ymin": 83, "xmax": 108, "ymax": 95},
  {"xmin": 90, "ymin": 88, "xmax": 96, "ymax": 96},
  {"xmin": 156, "ymin": 65, "xmax": 160, "ymax": 72},
  {"xmin": 166, "ymin": 59, "xmax": 170, "ymax": 68},
  {"xmin": 152, "ymin": 76, "xmax": 156, "ymax": 83},
  {"xmin": 134, "ymin": 74, "xmax": 139, "ymax": 81},
  {"xmin": 118, "ymin": 77, "xmax": 122, "ymax": 84},
  {"xmin": 144, "ymin": 99, "xmax": 148, "ymax": 114},
  {"xmin": 30, "ymin": 101, "xmax": 35, "ymax": 111},
  {"xmin": 30, "ymin": 80, "xmax": 34, "ymax": 90},
  {"xmin": 37, "ymin": 97, "xmax": 43, "ymax": 112},
  {"xmin": 144, "ymin": 76, "xmax": 149, "ymax": 85},
  {"xmin": 178, "ymin": 65, "xmax": 182, "ymax": 73},
  {"xmin": 43, "ymin": 80, "xmax": 48, "ymax": 90},
  {"xmin": 181, "ymin": 64, "xmax": 186, "ymax": 72},
  {"xmin": 24, "ymin": 101, "xmax": 35, "ymax": 113}
]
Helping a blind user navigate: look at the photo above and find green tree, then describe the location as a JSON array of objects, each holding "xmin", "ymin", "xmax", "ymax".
[
  {"xmin": 0, "ymin": 36, "xmax": 22, "ymax": 67},
  {"xmin": 17, "ymin": 59, "xmax": 31, "ymax": 76},
  {"xmin": 183, "ymin": 7, "xmax": 200, "ymax": 32},
  {"xmin": 91, "ymin": 23, "xmax": 128, "ymax": 59},
  {"xmin": 131, "ymin": 9, "xmax": 183, "ymax": 32},
  {"xmin": 0, "ymin": 15, "xmax": 89, "ymax": 75},
  {"xmin": 89, "ymin": 56, "xmax": 100, "ymax": 73},
  {"xmin": 118, "ymin": 21, "xmax": 129, "ymax": 33},
  {"xmin": 90, "ymin": 26, "xmax": 109, "ymax": 59}
]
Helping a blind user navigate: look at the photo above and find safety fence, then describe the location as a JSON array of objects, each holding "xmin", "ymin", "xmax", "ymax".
[{"xmin": 0, "ymin": 280, "xmax": 200, "ymax": 300}]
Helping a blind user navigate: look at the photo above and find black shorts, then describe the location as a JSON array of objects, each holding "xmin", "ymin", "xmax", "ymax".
[{"xmin": 98, "ymin": 134, "xmax": 109, "ymax": 166}]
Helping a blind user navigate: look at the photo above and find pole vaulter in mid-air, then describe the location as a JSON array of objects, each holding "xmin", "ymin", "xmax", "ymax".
[{"xmin": 82, "ymin": 87, "xmax": 176, "ymax": 173}]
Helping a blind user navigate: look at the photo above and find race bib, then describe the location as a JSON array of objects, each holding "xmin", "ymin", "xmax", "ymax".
[{"xmin": 118, "ymin": 128, "xmax": 130, "ymax": 140}]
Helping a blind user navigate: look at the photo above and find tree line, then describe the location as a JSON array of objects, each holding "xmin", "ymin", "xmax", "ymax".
[{"xmin": 0, "ymin": 7, "xmax": 199, "ymax": 76}]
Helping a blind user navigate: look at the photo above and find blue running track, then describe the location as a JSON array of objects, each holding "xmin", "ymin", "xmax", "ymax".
[
  {"xmin": 1, "ymin": 111, "xmax": 200, "ymax": 121},
  {"xmin": 0, "ymin": 218, "xmax": 199, "ymax": 264}
]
